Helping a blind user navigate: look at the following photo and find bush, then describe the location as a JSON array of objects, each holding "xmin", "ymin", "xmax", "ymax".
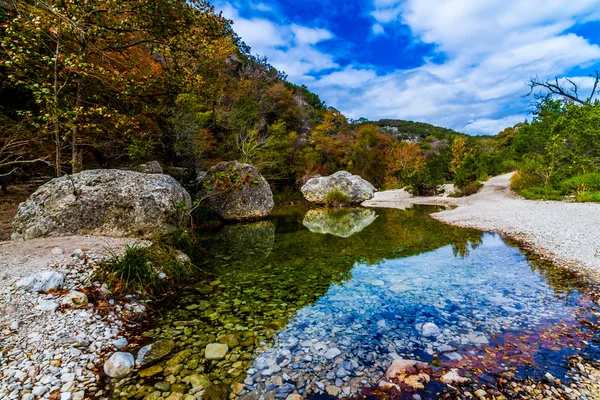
[
  {"xmin": 510, "ymin": 171, "xmax": 543, "ymax": 193},
  {"xmin": 451, "ymin": 181, "xmax": 483, "ymax": 197},
  {"xmin": 560, "ymin": 173, "xmax": 600, "ymax": 193},
  {"xmin": 96, "ymin": 240, "xmax": 195, "ymax": 297},
  {"xmin": 324, "ymin": 189, "xmax": 351, "ymax": 207},
  {"xmin": 576, "ymin": 191, "xmax": 600, "ymax": 202},
  {"xmin": 454, "ymin": 154, "xmax": 482, "ymax": 192}
]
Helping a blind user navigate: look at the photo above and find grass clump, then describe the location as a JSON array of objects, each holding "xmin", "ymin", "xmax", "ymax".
[
  {"xmin": 324, "ymin": 189, "xmax": 351, "ymax": 207},
  {"xmin": 96, "ymin": 232, "xmax": 197, "ymax": 297}
]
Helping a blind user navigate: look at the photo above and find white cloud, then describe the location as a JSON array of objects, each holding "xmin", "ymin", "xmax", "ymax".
[
  {"xmin": 219, "ymin": 0, "xmax": 600, "ymax": 134},
  {"xmin": 372, "ymin": 23, "xmax": 385, "ymax": 35},
  {"xmin": 464, "ymin": 115, "xmax": 527, "ymax": 136},
  {"xmin": 216, "ymin": 2, "xmax": 337, "ymax": 78},
  {"xmin": 313, "ymin": 0, "xmax": 600, "ymax": 134},
  {"xmin": 291, "ymin": 25, "xmax": 334, "ymax": 45},
  {"xmin": 251, "ymin": 3, "xmax": 272, "ymax": 12}
]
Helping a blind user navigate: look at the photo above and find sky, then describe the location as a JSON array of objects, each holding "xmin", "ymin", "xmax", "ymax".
[{"xmin": 213, "ymin": 0, "xmax": 600, "ymax": 135}]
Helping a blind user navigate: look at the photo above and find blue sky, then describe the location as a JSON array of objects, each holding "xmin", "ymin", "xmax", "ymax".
[{"xmin": 214, "ymin": 0, "xmax": 600, "ymax": 135}]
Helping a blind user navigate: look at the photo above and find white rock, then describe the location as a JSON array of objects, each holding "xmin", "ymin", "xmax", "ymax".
[
  {"xmin": 10, "ymin": 321, "xmax": 19, "ymax": 330},
  {"xmin": 113, "ymin": 337, "xmax": 128, "ymax": 349},
  {"xmin": 36, "ymin": 299, "xmax": 59, "ymax": 312},
  {"xmin": 61, "ymin": 373, "xmax": 75, "ymax": 383},
  {"xmin": 441, "ymin": 368, "xmax": 470, "ymax": 384},
  {"xmin": 72, "ymin": 391, "xmax": 85, "ymax": 400},
  {"xmin": 61, "ymin": 290, "xmax": 88, "ymax": 308},
  {"xmin": 103, "ymin": 352, "xmax": 135, "ymax": 379},
  {"xmin": 71, "ymin": 249, "xmax": 85, "ymax": 259},
  {"xmin": 15, "ymin": 271, "xmax": 64, "ymax": 293},
  {"xmin": 416, "ymin": 322, "xmax": 441, "ymax": 338},
  {"xmin": 324, "ymin": 348, "xmax": 341, "ymax": 360},
  {"xmin": 32, "ymin": 386, "xmax": 49, "ymax": 397}
]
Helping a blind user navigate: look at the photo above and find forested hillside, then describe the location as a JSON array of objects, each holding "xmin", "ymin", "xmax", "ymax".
[{"xmin": 2, "ymin": 0, "xmax": 599, "ymax": 202}]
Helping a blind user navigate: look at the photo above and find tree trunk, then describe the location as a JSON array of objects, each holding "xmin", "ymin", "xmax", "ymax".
[
  {"xmin": 53, "ymin": 26, "xmax": 62, "ymax": 177},
  {"xmin": 71, "ymin": 7, "xmax": 88, "ymax": 174}
]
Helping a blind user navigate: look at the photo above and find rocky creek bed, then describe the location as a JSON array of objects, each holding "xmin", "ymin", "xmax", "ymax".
[{"xmin": 103, "ymin": 206, "xmax": 600, "ymax": 400}]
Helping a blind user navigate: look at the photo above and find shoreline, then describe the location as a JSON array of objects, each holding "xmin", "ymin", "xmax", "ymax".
[
  {"xmin": 0, "ymin": 237, "xmax": 149, "ymax": 400},
  {"xmin": 363, "ymin": 172, "xmax": 600, "ymax": 286}
]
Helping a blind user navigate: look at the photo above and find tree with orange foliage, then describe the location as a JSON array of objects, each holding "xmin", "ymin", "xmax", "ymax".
[{"xmin": 384, "ymin": 141, "xmax": 425, "ymax": 188}]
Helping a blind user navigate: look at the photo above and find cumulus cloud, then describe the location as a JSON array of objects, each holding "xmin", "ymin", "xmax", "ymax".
[
  {"xmin": 217, "ymin": 2, "xmax": 337, "ymax": 78},
  {"xmin": 337, "ymin": 0, "xmax": 600, "ymax": 134},
  {"xmin": 218, "ymin": 0, "xmax": 600, "ymax": 135}
]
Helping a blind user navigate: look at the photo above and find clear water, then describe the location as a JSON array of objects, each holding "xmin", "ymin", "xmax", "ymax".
[{"xmin": 116, "ymin": 206, "xmax": 599, "ymax": 399}]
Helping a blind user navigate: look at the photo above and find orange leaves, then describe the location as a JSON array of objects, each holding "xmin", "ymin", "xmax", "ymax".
[{"xmin": 384, "ymin": 141, "xmax": 425, "ymax": 187}]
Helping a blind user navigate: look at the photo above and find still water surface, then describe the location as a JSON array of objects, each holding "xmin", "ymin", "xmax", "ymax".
[{"xmin": 116, "ymin": 206, "xmax": 599, "ymax": 399}]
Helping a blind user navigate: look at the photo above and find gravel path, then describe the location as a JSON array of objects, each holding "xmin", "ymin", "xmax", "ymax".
[
  {"xmin": 364, "ymin": 173, "xmax": 600, "ymax": 282},
  {"xmin": 0, "ymin": 236, "xmax": 148, "ymax": 289}
]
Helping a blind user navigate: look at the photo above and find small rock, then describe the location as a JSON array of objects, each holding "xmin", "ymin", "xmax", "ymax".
[
  {"xmin": 61, "ymin": 290, "xmax": 88, "ymax": 307},
  {"xmin": 71, "ymin": 249, "xmax": 85, "ymax": 259},
  {"xmin": 326, "ymin": 385, "xmax": 341, "ymax": 396},
  {"xmin": 36, "ymin": 299, "xmax": 59, "ymax": 312},
  {"xmin": 440, "ymin": 369, "xmax": 470, "ymax": 384},
  {"xmin": 139, "ymin": 365, "xmax": 163, "ymax": 377},
  {"xmin": 324, "ymin": 348, "xmax": 341, "ymax": 360},
  {"xmin": 16, "ymin": 271, "xmax": 64, "ymax": 293},
  {"xmin": 103, "ymin": 352, "xmax": 135, "ymax": 378},
  {"xmin": 205, "ymin": 343, "xmax": 228, "ymax": 360},
  {"xmin": 136, "ymin": 340, "xmax": 176, "ymax": 367},
  {"xmin": 416, "ymin": 322, "xmax": 441, "ymax": 338},
  {"xmin": 113, "ymin": 337, "xmax": 128, "ymax": 349}
]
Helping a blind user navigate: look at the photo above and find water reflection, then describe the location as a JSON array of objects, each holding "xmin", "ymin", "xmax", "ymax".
[
  {"xmin": 114, "ymin": 206, "xmax": 591, "ymax": 400},
  {"xmin": 302, "ymin": 208, "xmax": 377, "ymax": 238}
]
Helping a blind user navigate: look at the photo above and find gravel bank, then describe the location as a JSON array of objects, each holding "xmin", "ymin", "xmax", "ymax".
[
  {"xmin": 364, "ymin": 173, "xmax": 600, "ymax": 282},
  {"xmin": 0, "ymin": 240, "xmax": 149, "ymax": 400}
]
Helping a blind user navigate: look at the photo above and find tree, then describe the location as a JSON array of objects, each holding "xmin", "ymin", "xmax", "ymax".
[
  {"xmin": 384, "ymin": 141, "xmax": 424, "ymax": 188},
  {"xmin": 527, "ymin": 71, "xmax": 599, "ymax": 105},
  {"xmin": 450, "ymin": 136, "xmax": 467, "ymax": 174},
  {"xmin": 1, "ymin": 0, "xmax": 233, "ymax": 174}
]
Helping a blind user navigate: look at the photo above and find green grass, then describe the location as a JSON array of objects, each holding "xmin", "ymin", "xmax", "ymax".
[
  {"xmin": 96, "ymin": 231, "xmax": 197, "ymax": 297},
  {"xmin": 324, "ymin": 189, "xmax": 351, "ymax": 207}
]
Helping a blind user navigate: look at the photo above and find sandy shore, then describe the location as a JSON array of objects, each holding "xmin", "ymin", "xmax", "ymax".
[{"xmin": 364, "ymin": 173, "xmax": 600, "ymax": 282}]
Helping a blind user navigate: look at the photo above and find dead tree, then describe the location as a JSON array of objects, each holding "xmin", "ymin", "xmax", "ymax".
[{"xmin": 527, "ymin": 70, "xmax": 599, "ymax": 105}]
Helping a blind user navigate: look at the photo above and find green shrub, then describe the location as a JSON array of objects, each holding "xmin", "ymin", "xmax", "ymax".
[
  {"xmin": 518, "ymin": 186, "xmax": 563, "ymax": 201},
  {"xmin": 510, "ymin": 171, "xmax": 543, "ymax": 193},
  {"xmin": 96, "ymin": 241, "xmax": 194, "ymax": 297},
  {"xmin": 451, "ymin": 181, "xmax": 483, "ymax": 197},
  {"xmin": 454, "ymin": 154, "xmax": 483, "ymax": 191},
  {"xmin": 324, "ymin": 189, "xmax": 351, "ymax": 207},
  {"xmin": 560, "ymin": 173, "xmax": 600, "ymax": 193},
  {"xmin": 576, "ymin": 191, "xmax": 600, "ymax": 203}
]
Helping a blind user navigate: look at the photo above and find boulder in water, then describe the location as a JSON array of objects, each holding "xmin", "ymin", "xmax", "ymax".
[
  {"xmin": 300, "ymin": 171, "xmax": 375, "ymax": 205},
  {"xmin": 198, "ymin": 161, "xmax": 274, "ymax": 221}
]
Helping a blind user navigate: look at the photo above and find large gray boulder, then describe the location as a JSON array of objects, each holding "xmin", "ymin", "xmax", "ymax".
[
  {"xmin": 300, "ymin": 171, "xmax": 376, "ymax": 204},
  {"xmin": 12, "ymin": 169, "xmax": 191, "ymax": 240},
  {"xmin": 198, "ymin": 161, "xmax": 274, "ymax": 221}
]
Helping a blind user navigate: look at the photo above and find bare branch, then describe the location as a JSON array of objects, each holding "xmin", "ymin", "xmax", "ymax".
[{"xmin": 527, "ymin": 71, "xmax": 600, "ymax": 105}]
